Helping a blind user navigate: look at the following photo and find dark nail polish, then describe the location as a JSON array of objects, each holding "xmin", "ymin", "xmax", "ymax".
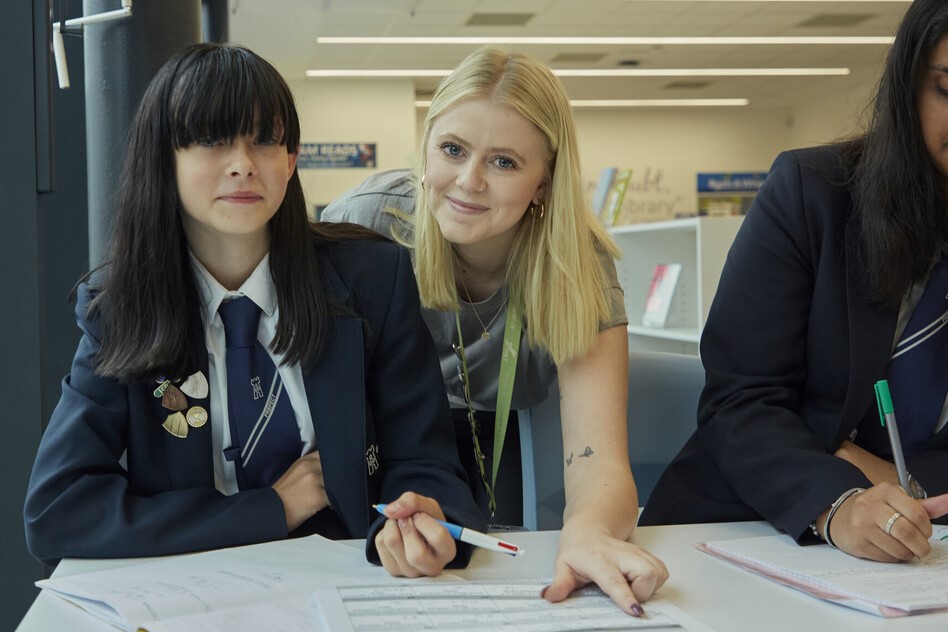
[
  {"xmin": 539, "ymin": 585, "xmax": 549, "ymax": 599},
  {"xmin": 630, "ymin": 603, "xmax": 645, "ymax": 617}
]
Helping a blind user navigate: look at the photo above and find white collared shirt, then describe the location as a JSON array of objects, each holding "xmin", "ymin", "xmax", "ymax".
[{"xmin": 191, "ymin": 253, "xmax": 316, "ymax": 495}]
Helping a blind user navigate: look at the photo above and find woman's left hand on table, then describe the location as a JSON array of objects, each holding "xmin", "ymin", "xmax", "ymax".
[{"xmin": 541, "ymin": 523, "xmax": 668, "ymax": 617}]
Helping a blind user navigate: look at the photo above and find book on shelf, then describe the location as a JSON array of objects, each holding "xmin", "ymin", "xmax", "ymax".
[
  {"xmin": 601, "ymin": 168, "xmax": 632, "ymax": 228},
  {"xmin": 698, "ymin": 527, "xmax": 948, "ymax": 618},
  {"xmin": 642, "ymin": 263, "xmax": 683, "ymax": 329},
  {"xmin": 591, "ymin": 167, "xmax": 617, "ymax": 219}
]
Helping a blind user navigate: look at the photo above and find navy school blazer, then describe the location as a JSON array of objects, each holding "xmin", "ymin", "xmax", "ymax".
[
  {"xmin": 25, "ymin": 238, "xmax": 485, "ymax": 566},
  {"xmin": 640, "ymin": 144, "xmax": 948, "ymax": 539}
]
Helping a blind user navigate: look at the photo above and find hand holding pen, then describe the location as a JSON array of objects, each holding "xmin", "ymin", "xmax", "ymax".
[
  {"xmin": 372, "ymin": 492, "xmax": 463, "ymax": 578},
  {"xmin": 819, "ymin": 381, "xmax": 948, "ymax": 562},
  {"xmin": 371, "ymin": 492, "xmax": 522, "ymax": 579},
  {"xmin": 375, "ymin": 503, "xmax": 524, "ymax": 556}
]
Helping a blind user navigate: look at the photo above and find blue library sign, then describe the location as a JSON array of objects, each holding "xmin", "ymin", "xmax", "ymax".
[
  {"xmin": 697, "ymin": 172, "xmax": 767, "ymax": 193},
  {"xmin": 298, "ymin": 143, "xmax": 376, "ymax": 169}
]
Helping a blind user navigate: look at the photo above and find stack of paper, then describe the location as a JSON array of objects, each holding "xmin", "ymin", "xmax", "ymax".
[
  {"xmin": 699, "ymin": 528, "xmax": 948, "ymax": 617},
  {"xmin": 37, "ymin": 535, "xmax": 716, "ymax": 631},
  {"xmin": 37, "ymin": 535, "xmax": 392, "ymax": 631}
]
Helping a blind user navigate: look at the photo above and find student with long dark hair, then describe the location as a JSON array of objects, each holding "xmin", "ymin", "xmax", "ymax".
[
  {"xmin": 24, "ymin": 43, "xmax": 483, "ymax": 577},
  {"xmin": 642, "ymin": 0, "xmax": 948, "ymax": 562}
]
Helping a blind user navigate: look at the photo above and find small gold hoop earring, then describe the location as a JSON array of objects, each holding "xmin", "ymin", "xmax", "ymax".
[
  {"xmin": 420, "ymin": 174, "xmax": 426, "ymax": 189},
  {"xmin": 530, "ymin": 201, "xmax": 545, "ymax": 219}
]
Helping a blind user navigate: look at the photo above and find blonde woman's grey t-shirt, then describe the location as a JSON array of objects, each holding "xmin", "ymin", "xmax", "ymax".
[{"xmin": 321, "ymin": 169, "xmax": 627, "ymax": 411}]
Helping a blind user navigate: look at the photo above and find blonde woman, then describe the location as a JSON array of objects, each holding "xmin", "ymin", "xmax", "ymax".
[{"xmin": 322, "ymin": 47, "xmax": 667, "ymax": 614}]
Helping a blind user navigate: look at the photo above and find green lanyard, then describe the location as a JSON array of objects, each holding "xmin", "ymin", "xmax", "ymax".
[{"xmin": 454, "ymin": 303, "xmax": 521, "ymax": 520}]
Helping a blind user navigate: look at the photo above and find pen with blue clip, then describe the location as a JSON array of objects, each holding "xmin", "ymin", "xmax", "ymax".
[
  {"xmin": 874, "ymin": 380, "xmax": 913, "ymax": 495},
  {"xmin": 373, "ymin": 504, "xmax": 525, "ymax": 557}
]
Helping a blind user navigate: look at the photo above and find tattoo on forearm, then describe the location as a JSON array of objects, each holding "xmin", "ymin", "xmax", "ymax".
[{"xmin": 565, "ymin": 447, "xmax": 593, "ymax": 467}]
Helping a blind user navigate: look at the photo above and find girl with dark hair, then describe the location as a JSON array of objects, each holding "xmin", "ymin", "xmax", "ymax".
[
  {"xmin": 642, "ymin": 0, "xmax": 948, "ymax": 562},
  {"xmin": 24, "ymin": 43, "xmax": 483, "ymax": 577}
]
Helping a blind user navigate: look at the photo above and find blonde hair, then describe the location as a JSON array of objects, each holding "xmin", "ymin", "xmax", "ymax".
[{"xmin": 400, "ymin": 47, "xmax": 620, "ymax": 366}]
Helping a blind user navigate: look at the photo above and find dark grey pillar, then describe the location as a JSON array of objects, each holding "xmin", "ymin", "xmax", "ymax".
[
  {"xmin": 2, "ymin": 3, "xmax": 45, "ymax": 625},
  {"xmin": 202, "ymin": 0, "xmax": 228, "ymax": 42},
  {"xmin": 3, "ymin": 1, "xmax": 93, "ymax": 626},
  {"xmin": 4, "ymin": 2, "xmax": 202, "ymax": 627},
  {"xmin": 83, "ymin": 0, "xmax": 201, "ymax": 266}
]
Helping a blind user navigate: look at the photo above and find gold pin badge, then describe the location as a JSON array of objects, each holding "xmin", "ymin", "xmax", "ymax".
[
  {"xmin": 186, "ymin": 406, "xmax": 208, "ymax": 428},
  {"xmin": 162, "ymin": 412, "xmax": 189, "ymax": 438}
]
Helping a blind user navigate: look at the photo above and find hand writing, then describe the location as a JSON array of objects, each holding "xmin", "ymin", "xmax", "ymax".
[{"xmin": 827, "ymin": 482, "xmax": 935, "ymax": 562}]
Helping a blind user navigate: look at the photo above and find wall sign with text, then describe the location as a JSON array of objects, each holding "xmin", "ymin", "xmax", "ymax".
[
  {"xmin": 696, "ymin": 172, "xmax": 767, "ymax": 193},
  {"xmin": 697, "ymin": 171, "xmax": 767, "ymax": 216},
  {"xmin": 298, "ymin": 143, "xmax": 376, "ymax": 169}
]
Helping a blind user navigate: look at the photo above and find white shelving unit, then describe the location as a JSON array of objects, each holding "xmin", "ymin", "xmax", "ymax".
[{"xmin": 611, "ymin": 216, "xmax": 744, "ymax": 355}]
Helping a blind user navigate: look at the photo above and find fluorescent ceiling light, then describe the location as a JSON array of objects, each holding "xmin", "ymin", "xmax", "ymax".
[
  {"xmin": 561, "ymin": 68, "xmax": 850, "ymax": 76},
  {"xmin": 415, "ymin": 99, "xmax": 750, "ymax": 108},
  {"xmin": 623, "ymin": 0, "xmax": 909, "ymax": 2},
  {"xmin": 306, "ymin": 70, "xmax": 451, "ymax": 77},
  {"xmin": 571, "ymin": 99, "xmax": 750, "ymax": 107},
  {"xmin": 316, "ymin": 36, "xmax": 894, "ymax": 45},
  {"xmin": 308, "ymin": 67, "xmax": 849, "ymax": 78}
]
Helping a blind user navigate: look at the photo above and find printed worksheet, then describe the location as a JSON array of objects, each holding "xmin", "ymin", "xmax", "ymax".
[
  {"xmin": 314, "ymin": 579, "xmax": 716, "ymax": 631},
  {"xmin": 36, "ymin": 534, "xmax": 398, "ymax": 631}
]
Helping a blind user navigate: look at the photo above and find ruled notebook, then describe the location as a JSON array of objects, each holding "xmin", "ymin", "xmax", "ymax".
[{"xmin": 698, "ymin": 527, "xmax": 948, "ymax": 617}]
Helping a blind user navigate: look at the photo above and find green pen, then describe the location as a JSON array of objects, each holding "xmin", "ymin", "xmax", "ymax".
[{"xmin": 874, "ymin": 380, "xmax": 912, "ymax": 495}]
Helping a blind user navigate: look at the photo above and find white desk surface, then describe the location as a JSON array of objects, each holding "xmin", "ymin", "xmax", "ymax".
[{"xmin": 17, "ymin": 521, "xmax": 948, "ymax": 631}]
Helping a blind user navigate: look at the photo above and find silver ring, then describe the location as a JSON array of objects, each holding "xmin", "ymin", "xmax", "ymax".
[{"xmin": 884, "ymin": 511, "xmax": 902, "ymax": 535}]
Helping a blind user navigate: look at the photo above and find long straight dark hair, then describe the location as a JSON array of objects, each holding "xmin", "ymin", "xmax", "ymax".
[
  {"xmin": 850, "ymin": 0, "xmax": 948, "ymax": 305},
  {"xmin": 92, "ymin": 43, "xmax": 375, "ymax": 382}
]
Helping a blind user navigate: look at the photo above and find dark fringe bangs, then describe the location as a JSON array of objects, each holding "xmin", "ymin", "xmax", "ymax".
[{"xmin": 167, "ymin": 48, "xmax": 300, "ymax": 150}]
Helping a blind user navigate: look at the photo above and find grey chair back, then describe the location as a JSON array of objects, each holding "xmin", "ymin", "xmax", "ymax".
[{"xmin": 519, "ymin": 350, "xmax": 704, "ymax": 530}]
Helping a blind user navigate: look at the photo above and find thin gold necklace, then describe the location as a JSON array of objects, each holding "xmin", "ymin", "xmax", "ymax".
[{"xmin": 456, "ymin": 271, "xmax": 508, "ymax": 341}]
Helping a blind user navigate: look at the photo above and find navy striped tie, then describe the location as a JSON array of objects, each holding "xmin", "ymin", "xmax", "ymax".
[
  {"xmin": 884, "ymin": 255, "xmax": 948, "ymax": 457},
  {"xmin": 219, "ymin": 296, "xmax": 302, "ymax": 489}
]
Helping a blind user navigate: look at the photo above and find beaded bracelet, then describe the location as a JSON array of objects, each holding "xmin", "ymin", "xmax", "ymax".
[
  {"xmin": 822, "ymin": 487, "xmax": 866, "ymax": 549},
  {"xmin": 809, "ymin": 520, "xmax": 822, "ymax": 540}
]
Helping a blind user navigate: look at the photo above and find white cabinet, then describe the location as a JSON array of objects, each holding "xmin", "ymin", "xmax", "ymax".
[{"xmin": 611, "ymin": 217, "xmax": 743, "ymax": 354}]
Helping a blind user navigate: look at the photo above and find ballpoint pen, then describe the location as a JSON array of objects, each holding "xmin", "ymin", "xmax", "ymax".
[
  {"xmin": 373, "ymin": 504, "xmax": 525, "ymax": 556},
  {"xmin": 874, "ymin": 380, "xmax": 913, "ymax": 495}
]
